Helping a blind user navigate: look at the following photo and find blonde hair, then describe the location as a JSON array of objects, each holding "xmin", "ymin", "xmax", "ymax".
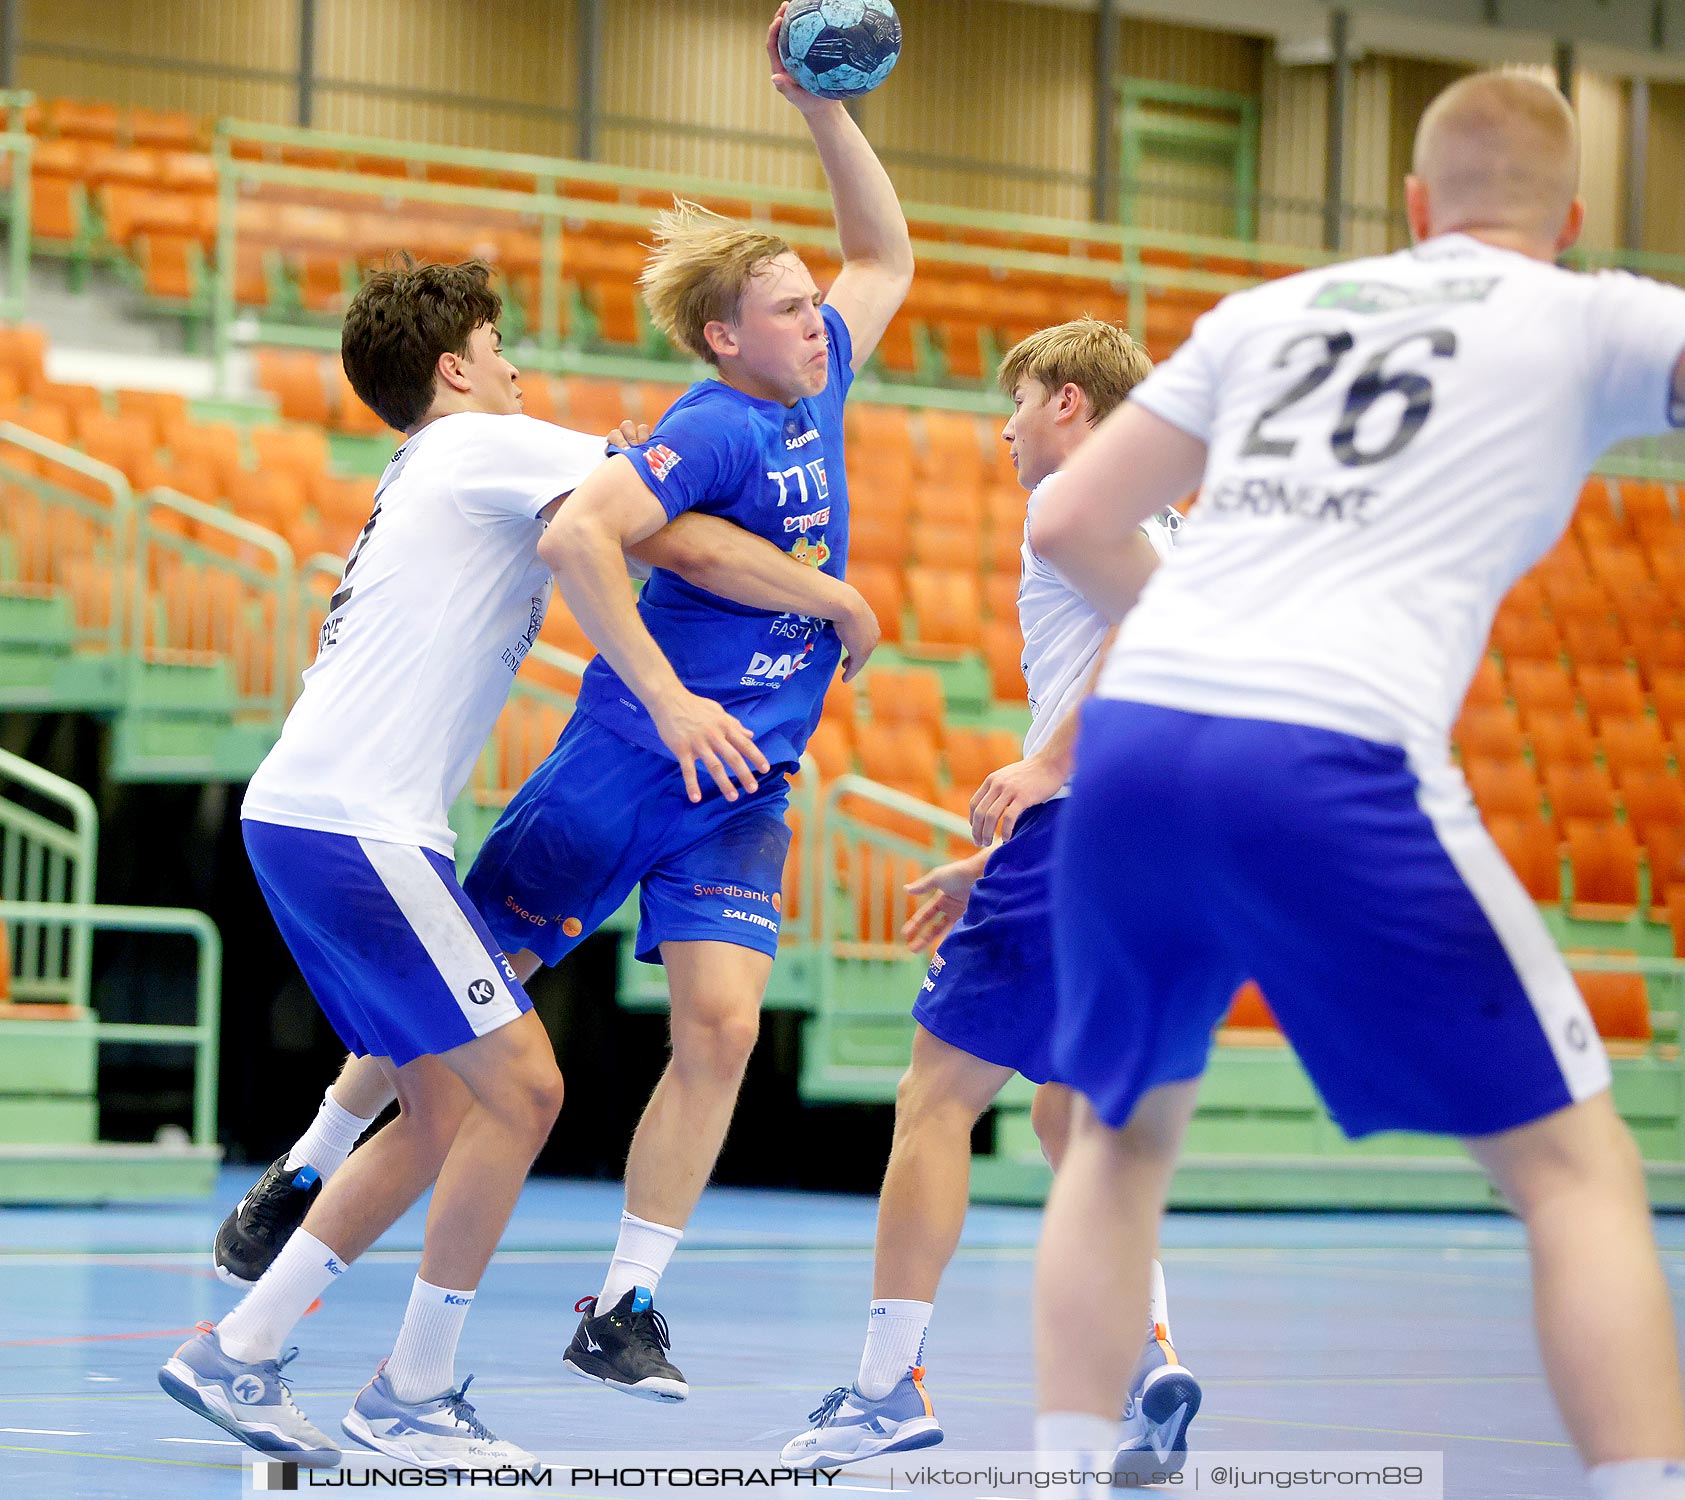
[
  {"xmin": 639, "ymin": 200, "xmax": 794, "ymax": 364},
  {"xmin": 996, "ymin": 317, "xmax": 1153, "ymax": 422},
  {"xmin": 1412, "ymin": 71, "xmax": 1579, "ymax": 239}
]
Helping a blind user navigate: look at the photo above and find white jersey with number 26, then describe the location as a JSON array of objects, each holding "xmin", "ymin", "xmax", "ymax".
[
  {"xmin": 1102, "ymin": 233, "xmax": 1685, "ymax": 756},
  {"xmin": 244, "ymin": 412, "xmax": 605, "ymax": 857}
]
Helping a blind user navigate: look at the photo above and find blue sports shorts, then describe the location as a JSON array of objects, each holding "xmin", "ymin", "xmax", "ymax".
[
  {"xmin": 465, "ymin": 711, "xmax": 793, "ymax": 967},
  {"xmin": 1051, "ymin": 699, "xmax": 1610, "ymax": 1139},
  {"xmin": 243, "ymin": 819, "xmax": 532, "ymax": 1067}
]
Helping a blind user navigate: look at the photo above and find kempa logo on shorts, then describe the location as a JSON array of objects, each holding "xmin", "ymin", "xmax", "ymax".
[
  {"xmin": 466, "ymin": 978, "xmax": 497, "ymax": 1005},
  {"xmin": 723, "ymin": 907, "xmax": 779, "ymax": 933}
]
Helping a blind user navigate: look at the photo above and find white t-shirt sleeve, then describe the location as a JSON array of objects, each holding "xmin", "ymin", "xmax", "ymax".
[
  {"xmin": 1585, "ymin": 271, "xmax": 1685, "ymax": 444},
  {"xmin": 1126, "ymin": 298, "xmax": 1234, "ymax": 442},
  {"xmin": 450, "ymin": 415, "xmax": 608, "ymax": 523}
]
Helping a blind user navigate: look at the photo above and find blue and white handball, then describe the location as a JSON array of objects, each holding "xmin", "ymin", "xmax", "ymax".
[{"xmin": 778, "ymin": 0, "xmax": 903, "ymax": 101}]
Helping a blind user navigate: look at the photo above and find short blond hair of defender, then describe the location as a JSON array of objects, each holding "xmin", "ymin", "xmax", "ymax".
[
  {"xmin": 639, "ymin": 200, "xmax": 796, "ymax": 364},
  {"xmin": 996, "ymin": 317, "xmax": 1154, "ymax": 422},
  {"xmin": 1412, "ymin": 71, "xmax": 1580, "ymax": 240}
]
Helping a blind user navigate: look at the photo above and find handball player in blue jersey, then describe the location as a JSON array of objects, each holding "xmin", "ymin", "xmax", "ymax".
[{"xmin": 462, "ymin": 4, "xmax": 913, "ymax": 1402}]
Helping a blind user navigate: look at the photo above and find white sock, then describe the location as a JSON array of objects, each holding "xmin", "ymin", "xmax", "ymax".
[
  {"xmin": 598, "ymin": 1210, "xmax": 683, "ymax": 1310},
  {"xmin": 284, "ymin": 1089, "xmax": 377, "ymax": 1180},
  {"xmin": 857, "ymin": 1298, "xmax": 932, "ymax": 1399},
  {"xmin": 384, "ymin": 1277, "xmax": 475, "ymax": 1402},
  {"xmin": 1590, "ymin": 1460, "xmax": 1685, "ymax": 1499},
  {"xmin": 1148, "ymin": 1258, "xmax": 1172, "ymax": 1343},
  {"xmin": 1036, "ymin": 1411, "xmax": 1121, "ymax": 1498},
  {"xmin": 217, "ymin": 1229, "xmax": 348, "ymax": 1364}
]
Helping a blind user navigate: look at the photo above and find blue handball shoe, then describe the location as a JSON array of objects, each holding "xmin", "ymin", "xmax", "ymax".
[
  {"xmin": 158, "ymin": 1323, "xmax": 339, "ymax": 1466},
  {"xmin": 780, "ymin": 1365, "xmax": 944, "ymax": 1469},
  {"xmin": 1113, "ymin": 1325, "xmax": 1201, "ymax": 1481}
]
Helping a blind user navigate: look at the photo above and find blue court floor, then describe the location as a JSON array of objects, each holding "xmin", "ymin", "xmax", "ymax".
[{"xmin": 4, "ymin": 1169, "xmax": 1684, "ymax": 1500}]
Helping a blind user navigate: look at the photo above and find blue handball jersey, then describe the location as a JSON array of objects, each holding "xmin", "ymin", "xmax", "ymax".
[{"xmin": 573, "ymin": 303, "xmax": 855, "ymax": 770}]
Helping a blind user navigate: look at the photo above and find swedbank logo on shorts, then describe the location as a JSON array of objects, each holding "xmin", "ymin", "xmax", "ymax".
[
  {"xmin": 694, "ymin": 883, "xmax": 775, "ymax": 907},
  {"xmin": 503, "ymin": 897, "xmax": 586, "ymax": 939}
]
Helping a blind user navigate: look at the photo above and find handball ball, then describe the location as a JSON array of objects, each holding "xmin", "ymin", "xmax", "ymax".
[{"xmin": 779, "ymin": 0, "xmax": 903, "ymax": 100}]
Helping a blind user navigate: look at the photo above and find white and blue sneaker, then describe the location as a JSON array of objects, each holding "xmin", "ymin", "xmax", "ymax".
[
  {"xmin": 158, "ymin": 1323, "xmax": 339, "ymax": 1465},
  {"xmin": 1114, "ymin": 1327, "xmax": 1201, "ymax": 1480},
  {"xmin": 780, "ymin": 1366, "xmax": 944, "ymax": 1470},
  {"xmin": 341, "ymin": 1366, "xmax": 536, "ymax": 1470}
]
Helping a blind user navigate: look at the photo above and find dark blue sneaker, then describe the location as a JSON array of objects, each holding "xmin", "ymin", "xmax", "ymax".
[
  {"xmin": 158, "ymin": 1324, "xmax": 338, "ymax": 1465},
  {"xmin": 780, "ymin": 1366, "xmax": 943, "ymax": 1469},
  {"xmin": 563, "ymin": 1287, "xmax": 688, "ymax": 1401},
  {"xmin": 1114, "ymin": 1326, "xmax": 1201, "ymax": 1480},
  {"xmin": 214, "ymin": 1156, "xmax": 322, "ymax": 1287}
]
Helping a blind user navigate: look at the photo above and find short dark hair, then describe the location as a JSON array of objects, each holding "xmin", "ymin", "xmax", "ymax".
[{"xmin": 341, "ymin": 258, "xmax": 502, "ymax": 432}]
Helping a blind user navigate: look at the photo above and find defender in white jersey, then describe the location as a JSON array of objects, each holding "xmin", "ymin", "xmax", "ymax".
[
  {"xmin": 160, "ymin": 261, "xmax": 885, "ymax": 1468},
  {"xmin": 783, "ymin": 322, "xmax": 1197, "ymax": 1478},
  {"xmin": 1030, "ymin": 75, "xmax": 1685, "ymax": 1499}
]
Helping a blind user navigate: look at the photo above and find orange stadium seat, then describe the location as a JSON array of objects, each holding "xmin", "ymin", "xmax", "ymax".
[
  {"xmin": 848, "ymin": 563, "xmax": 905, "ymax": 643},
  {"xmin": 1561, "ymin": 617, "xmax": 1629, "ymax": 668},
  {"xmin": 1618, "ymin": 767, "xmax": 1685, "ymax": 841},
  {"xmin": 1600, "ymin": 716, "xmax": 1671, "ymax": 778},
  {"xmin": 1574, "ymin": 969, "xmax": 1652, "ymax": 1047},
  {"xmin": 1491, "ymin": 610, "xmax": 1561, "ymax": 663},
  {"xmin": 1642, "ymin": 825, "xmax": 1685, "ymax": 908},
  {"xmin": 1653, "ymin": 671, "xmax": 1685, "ymax": 735},
  {"xmin": 1487, "ymin": 813, "xmax": 1562, "ymax": 902},
  {"xmin": 561, "ymin": 377, "xmax": 633, "ymax": 437},
  {"xmin": 855, "ymin": 720, "xmax": 941, "ymax": 801},
  {"xmin": 864, "ymin": 665, "xmax": 944, "ymax": 730},
  {"xmin": 1565, "ymin": 819, "xmax": 1640, "ymax": 920},
  {"xmin": 1576, "ymin": 665, "xmax": 1647, "ymax": 727},
  {"xmin": 849, "ymin": 507, "xmax": 911, "ymax": 567},
  {"xmin": 804, "ymin": 718, "xmax": 852, "ymax": 781},
  {"xmin": 1545, "ymin": 762, "xmax": 1618, "ymax": 823},
  {"xmin": 1454, "ymin": 703, "xmax": 1525, "ymax": 762},
  {"xmin": 982, "ymin": 618, "xmax": 1026, "ymax": 702},
  {"xmin": 1629, "ymin": 624, "xmax": 1685, "ymax": 685},
  {"xmin": 1526, "ymin": 710, "xmax": 1596, "ymax": 772},
  {"xmin": 255, "ymin": 349, "xmax": 332, "ymax": 427},
  {"xmin": 1223, "ymin": 980, "xmax": 1280, "ymax": 1033},
  {"xmin": 1464, "ymin": 757, "xmax": 1544, "ymax": 822},
  {"xmin": 943, "ymin": 726, "xmax": 1021, "ymax": 800},
  {"xmin": 906, "ymin": 566, "xmax": 983, "ymax": 651},
  {"xmin": 251, "ymin": 424, "xmax": 330, "ymax": 483},
  {"xmin": 1507, "ymin": 659, "xmax": 1576, "ymax": 715}
]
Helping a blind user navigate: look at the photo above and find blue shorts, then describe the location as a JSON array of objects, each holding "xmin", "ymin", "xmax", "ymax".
[
  {"xmin": 464, "ymin": 711, "xmax": 793, "ymax": 967},
  {"xmin": 1051, "ymin": 700, "xmax": 1611, "ymax": 1139},
  {"xmin": 243, "ymin": 819, "xmax": 532, "ymax": 1069},
  {"xmin": 913, "ymin": 800, "xmax": 1061, "ymax": 1084}
]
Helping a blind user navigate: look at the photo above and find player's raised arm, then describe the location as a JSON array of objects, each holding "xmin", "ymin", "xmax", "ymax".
[
  {"xmin": 767, "ymin": 5, "xmax": 912, "ymax": 371},
  {"xmin": 1030, "ymin": 405, "xmax": 1205, "ymax": 622},
  {"xmin": 539, "ymin": 456, "xmax": 771, "ymax": 804}
]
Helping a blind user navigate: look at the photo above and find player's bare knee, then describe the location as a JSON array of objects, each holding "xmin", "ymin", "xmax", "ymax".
[
  {"xmin": 893, "ymin": 1062, "xmax": 987, "ymax": 1136},
  {"xmin": 676, "ymin": 1005, "xmax": 761, "ymax": 1080}
]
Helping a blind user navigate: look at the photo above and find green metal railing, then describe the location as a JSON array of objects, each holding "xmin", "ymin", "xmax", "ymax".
[
  {"xmin": 0, "ymin": 422, "xmax": 131, "ymax": 660},
  {"xmin": 0, "ymin": 900, "xmax": 221, "ymax": 1147},
  {"xmin": 0, "ymin": 747, "xmax": 96, "ymax": 1006},
  {"xmin": 139, "ymin": 486, "xmax": 297, "ymax": 730}
]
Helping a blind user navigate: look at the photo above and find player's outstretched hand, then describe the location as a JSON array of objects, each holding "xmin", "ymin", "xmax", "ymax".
[
  {"xmin": 653, "ymin": 689, "xmax": 772, "ymax": 804},
  {"xmin": 606, "ymin": 420, "xmax": 651, "ymax": 451},
  {"xmin": 834, "ymin": 585, "xmax": 881, "ymax": 683},
  {"xmin": 766, "ymin": 3, "xmax": 827, "ymax": 114},
  {"xmin": 902, "ymin": 853, "xmax": 987, "ymax": 954},
  {"xmin": 970, "ymin": 754, "xmax": 1065, "ymax": 846}
]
